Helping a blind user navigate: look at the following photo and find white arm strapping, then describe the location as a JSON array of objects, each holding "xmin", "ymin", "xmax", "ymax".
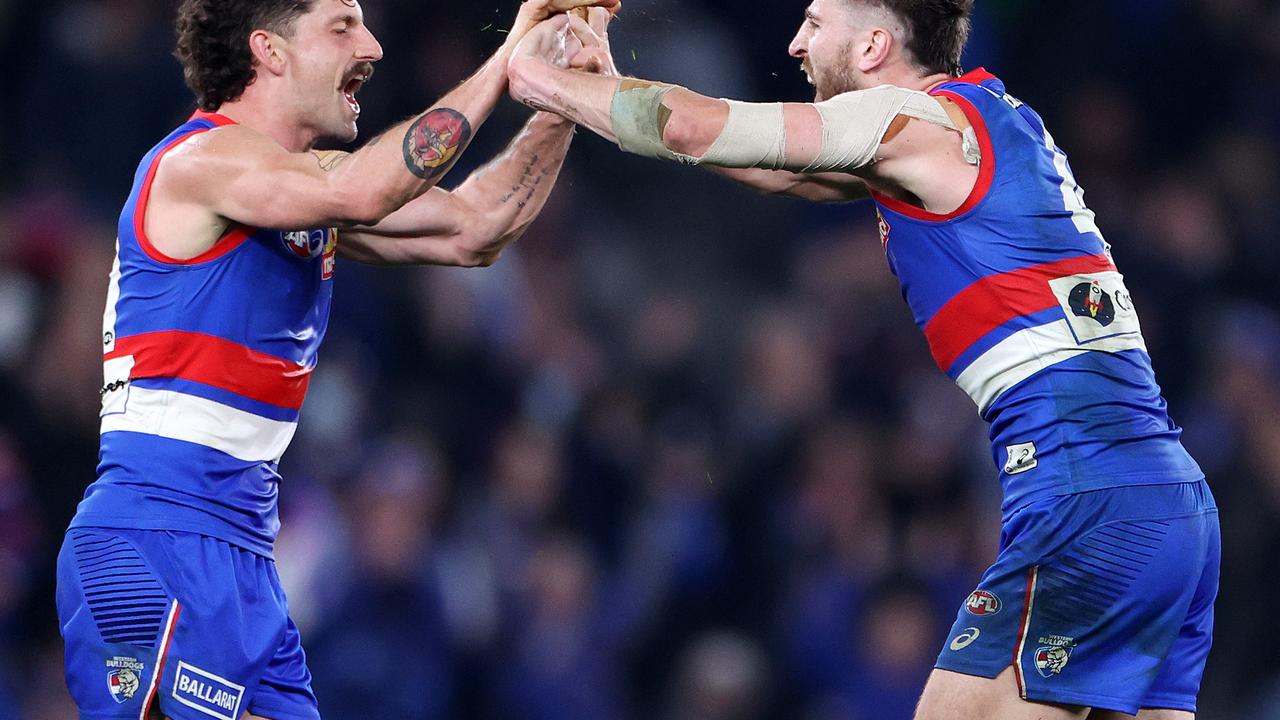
[
  {"xmin": 610, "ymin": 82, "xmax": 964, "ymax": 171},
  {"xmin": 798, "ymin": 85, "xmax": 958, "ymax": 172}
]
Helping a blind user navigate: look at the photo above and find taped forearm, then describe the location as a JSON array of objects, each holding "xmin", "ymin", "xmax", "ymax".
[
  {"xmin": 609, "ymin": 80, "xmax": 702, "ymax": 164},
  {"xmin": 610, "ymin": 83, "xmax": 960, "ymax": 172}
]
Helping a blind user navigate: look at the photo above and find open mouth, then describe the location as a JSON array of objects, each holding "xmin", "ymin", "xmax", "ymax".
[{"xmin": 341, "ymin": 71, "xmax": 370, "ymax": 115}]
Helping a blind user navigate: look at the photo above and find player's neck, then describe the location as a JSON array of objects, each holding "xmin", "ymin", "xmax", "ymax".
[
  {"xmin": 863, "ymin": 60, "xmax": 952, "ymax": 92},
  {"xmin": 214, "ymin": 95, "xmax": 317, "ymax": 153}
]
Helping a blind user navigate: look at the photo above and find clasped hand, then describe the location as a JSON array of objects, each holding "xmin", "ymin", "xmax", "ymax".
[{"xmin": 509, "ymin": 4, "xmax": 619, "ymax": 75}]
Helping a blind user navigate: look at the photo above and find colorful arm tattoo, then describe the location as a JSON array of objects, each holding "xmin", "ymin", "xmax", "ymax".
[{"xmin": 402, "ymin": 108, "xmax": 473, "ymax": 180}]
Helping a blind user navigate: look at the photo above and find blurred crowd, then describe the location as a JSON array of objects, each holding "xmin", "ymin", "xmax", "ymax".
[{"xmin": 2, "ymin": 0, "xmax": 1280, "ymax": 718}]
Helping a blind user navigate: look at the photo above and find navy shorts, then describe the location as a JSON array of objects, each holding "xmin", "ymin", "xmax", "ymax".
[
  {"xmin": 935, "ymin": 480, "xmax": 1219, "ymax": 715},
  {"xmin": 56, "ymin": 528, "xmax": 319, "ymax": 720}
]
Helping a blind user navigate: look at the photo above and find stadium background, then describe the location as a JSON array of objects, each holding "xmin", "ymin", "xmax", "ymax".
[{"xmin": 2, "ymin": 0, "xmax": 1280, "ymax": 717}]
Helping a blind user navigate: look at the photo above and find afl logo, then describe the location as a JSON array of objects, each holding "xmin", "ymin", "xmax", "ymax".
[
  {"xmin": 282, "ymin": 230, "xmax": 327, "ymax": 259},
  {"xmin": 964, "ymin": 589, "xmax": 1001, "ymax": 616}
]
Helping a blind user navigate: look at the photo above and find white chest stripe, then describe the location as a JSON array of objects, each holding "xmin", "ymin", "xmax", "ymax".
[
  {"xmin": 956, "ymin": 319, "xmax": 1148, "ymax": 413},
  {"xmin": 100, "ymin": 387, "xmax": 297, "ymax": 463}
]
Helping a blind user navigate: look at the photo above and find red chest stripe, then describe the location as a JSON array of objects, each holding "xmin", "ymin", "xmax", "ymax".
[
  {"xmin": 924, "ymin": 253, "xmax": 1116, "ymax": 372},
  {"xmin": 106, "ymin": 331, "xmax": 311, "ymax": 410}
]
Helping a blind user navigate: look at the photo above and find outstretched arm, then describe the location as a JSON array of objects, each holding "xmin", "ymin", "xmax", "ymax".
[
  {"xmin": 506, "ymin": 51, "xmax": 870, "ymax": 202},
  {"xmin": 506, "ymin": 16, "xmax": 979, "ymax": 205},
  {"xmin": 165, "ymin": 0, "xmax": 618, "ymax": 234},
  {"xmin": 335, "ymin": 111, "xmax": 577, "ymax": 266}
]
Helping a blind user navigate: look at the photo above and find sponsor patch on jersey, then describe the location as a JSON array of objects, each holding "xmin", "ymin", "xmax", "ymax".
[
  {"xmin": 876, "ymin": 210, "xmax": 891, "ymax": 249},
  {"xmin": 322, "ymin": 229, "xmax": 337, "ymax": 280},
  {"xmin": 106, "ymin": 656, "xmax": 144, "ymax": 703},
  {"xmin": 964, "ymin": 589, "xmax": 1002, "ymax": 616},
  {"xmin": 1004, "ymin": 441, "xmax": 1038, "ymax": 476},
  {"xmin": 950, "ymin": 627, "xmax": 981, "ymax": 651},
  {"xmin": 172, "ymin": 662, "xmax": 244, "ymax": 720},
  {"xmin": 281, "ymin": 229, "xmax": 327, "ymax": 260},
  {"xmin": 1047, "ymin": 271, "xmax": 1142, "ymax": 346},
  {"xmin": 1068, "ymin": 280, "xmax": 1115, "ymax": 326}
]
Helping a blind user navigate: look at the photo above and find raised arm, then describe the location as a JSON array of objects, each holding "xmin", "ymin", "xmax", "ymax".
[
  {"xmin": 154, "ymin": 0, "xmax": 618, "ymax": 252},
  {"xmin": 507, "ymin": 17, "xmax": 973, "ymax": 205}
]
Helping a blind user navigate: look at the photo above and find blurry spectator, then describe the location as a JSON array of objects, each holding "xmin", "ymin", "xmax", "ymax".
[
  {"xmin": 666, "ymin": 631, "xmax": 771, "ymax": 720},
  {"xmin": 306, "ymin": 435, "xmax": 457, "ymax": 719},
  {"xmin": 495, "ymin": 533, "xmax": 623, "ymax": 720}
]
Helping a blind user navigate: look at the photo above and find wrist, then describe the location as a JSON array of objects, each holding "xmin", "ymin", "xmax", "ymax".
[{"xmin": 533, "ymin": 110, "xmax": 576, "ymax": 131}]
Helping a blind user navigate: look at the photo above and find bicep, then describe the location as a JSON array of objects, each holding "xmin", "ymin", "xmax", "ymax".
[{"xmin": 171, "ymin": 129, "xmax": 364, "ymax": 230}]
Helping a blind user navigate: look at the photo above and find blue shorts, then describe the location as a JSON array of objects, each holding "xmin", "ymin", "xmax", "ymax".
[
  {"xmin": 56, "ymin": 528, "xmax": 320, "ymax": 720},
  {"xmin": 936, "ymin": 480, "xmax": 1219, "ymax": 715}
]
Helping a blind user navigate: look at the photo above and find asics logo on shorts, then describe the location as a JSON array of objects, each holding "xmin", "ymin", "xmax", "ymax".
[{"xmin": 950, "ymin": 627, "xmax": 981, "ymax": 651}]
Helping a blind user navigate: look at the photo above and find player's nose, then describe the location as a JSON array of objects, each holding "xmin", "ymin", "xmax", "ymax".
[
  {"xmin": 788, "ymin": 28, "xmax": 808, "ymax": 58},
  {"xmin": 358, "ymin": 27, "xmax": 384, "ymax": 62}
]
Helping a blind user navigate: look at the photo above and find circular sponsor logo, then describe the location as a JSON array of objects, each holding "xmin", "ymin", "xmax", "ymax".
[
  {"xmin": 282, "ymin": 230, "xmax": 326, "ymax": 259},
  {"xmin": 964, "ymin": 589, "xmax": 1001, "ymax": 616}
]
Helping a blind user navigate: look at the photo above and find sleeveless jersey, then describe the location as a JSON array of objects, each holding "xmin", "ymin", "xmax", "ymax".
[
  {"xmin": 869, "ymin": 69, "xmax": 1202, "ymax": 516},
  {"xmin": 70, "ymin": 111, "xmax": 337, "ymax": 556}
]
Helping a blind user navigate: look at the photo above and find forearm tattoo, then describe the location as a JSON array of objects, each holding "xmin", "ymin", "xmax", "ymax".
[
  {"xmin": 402, "ymin": 108, "xmax": 472, "ymax": 180},
  {"xmin": 500, "ymin": 153, "xmax": 553, "ymax": 210}
]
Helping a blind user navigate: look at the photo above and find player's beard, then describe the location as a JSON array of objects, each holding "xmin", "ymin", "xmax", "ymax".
[{"xmin": 811, "ymin": 40, "xmax": 861, "ymax": 100}]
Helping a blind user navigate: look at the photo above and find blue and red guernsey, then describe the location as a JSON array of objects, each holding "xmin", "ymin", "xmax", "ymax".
[
  {"xmin": 71, "ymin": 111, "xmax": 337, "ymax": 556},
  {"xmin": 869, "ymin": 70, "xmax": 1202, "ymax": 516}
]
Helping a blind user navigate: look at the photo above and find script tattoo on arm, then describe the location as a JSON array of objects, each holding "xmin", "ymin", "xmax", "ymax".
[
  {"xmin": 499, "ymin": 153, "xmax": 554, "ymax": 210},
  {"xmin": 402, "ymin": 108, "xmax": 473, "ymax": 180}
]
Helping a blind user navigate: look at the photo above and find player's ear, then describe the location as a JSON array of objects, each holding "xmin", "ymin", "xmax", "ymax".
[
  {"xmin": 857, "ymin": 26, "xmax": 893, "ymax": 72},
  {"xmin": 248, "ymin": 30, "xmax": 288, "ymax": 77}
]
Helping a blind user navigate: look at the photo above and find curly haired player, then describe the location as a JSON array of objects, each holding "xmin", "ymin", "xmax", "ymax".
[
  {"xmin": 54, "ymin": 0, "xmax": 616, "ymax": 718},
  {"xmin": 507, "ymin": 2, "xmax": 1219, "ymax": 718}
]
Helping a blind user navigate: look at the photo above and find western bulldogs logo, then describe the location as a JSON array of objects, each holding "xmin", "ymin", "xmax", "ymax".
[
  {"xmin": 964, "ymin": 589, "xmax": 1001, "ymax": 616},
  {"xmin": 1068, "ymin": 280, "xmax": 1115, "ymax": 326},
  {"xmin": 282, "ymin": 229, "xmax": 327, "ymax": 259},
  {"xmin": 108, "ymin": 668, "xmax": 140, "ymax": 702},
  {"xmin": 1034, "ymin": 644, "xmax": 1073, "ymax": 677},
  {"xmin": 105, "ymin": 656, "xmax": 144, "ymax": 703}
]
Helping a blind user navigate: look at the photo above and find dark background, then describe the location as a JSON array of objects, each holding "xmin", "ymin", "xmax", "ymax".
[{"xmin": 2, "ymin": 0, "xmax": 1280, "ymax": 718}]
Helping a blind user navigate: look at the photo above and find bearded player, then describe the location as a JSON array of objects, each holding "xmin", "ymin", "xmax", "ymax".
[
  {"xmin": 509, "ymin": 2, "xmax": 1218, "ymax": 718},
  {"xmin": 54, "ymin": 0, "xmax": 617, "ymax": 718}
]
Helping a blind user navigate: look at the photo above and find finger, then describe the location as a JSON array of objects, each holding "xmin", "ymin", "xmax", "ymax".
[
  {"xmin": 587, "ymin": 6, "xmax": 613, "ymax": 34},
  {"xmin": 569, "ymin": 47, "xmax": 608, "ymax": 72},
  {"xmin": 565, "ymin": 13, "xmax": 599, "ymax": 43},
  {"xmin": 550, "ymin": 0, "xmax": 620, "ymax": 13}
]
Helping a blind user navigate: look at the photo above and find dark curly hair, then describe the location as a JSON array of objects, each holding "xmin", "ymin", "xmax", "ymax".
[
  {"xmin": 856, "ymin": 0, "xmax": 974, "ymax": 77},
  {"xmin": 175, "ymin": 0, "xmax": 317, "ymax": 111}
]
